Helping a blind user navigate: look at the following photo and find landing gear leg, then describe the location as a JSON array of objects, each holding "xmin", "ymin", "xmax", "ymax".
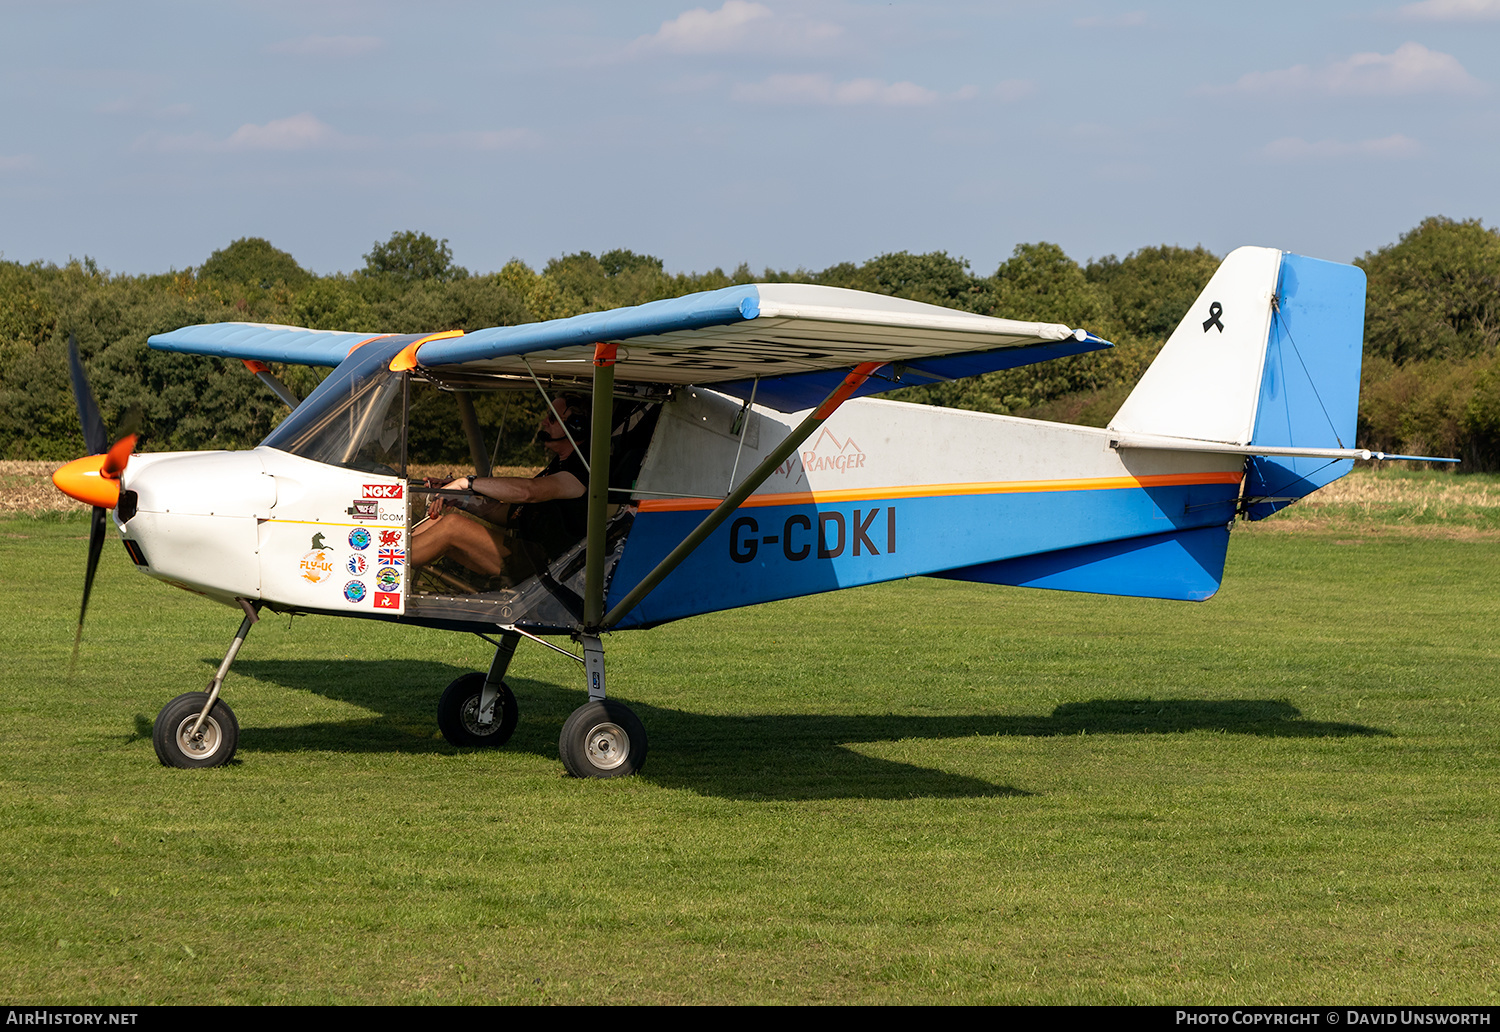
[
  {"xmin": 153, "ymin": 598, "xmax": 258, "ymax": 769},
  {"xmin": 559, "ymin": 634, "xmax": 648, "ymax": 778}
]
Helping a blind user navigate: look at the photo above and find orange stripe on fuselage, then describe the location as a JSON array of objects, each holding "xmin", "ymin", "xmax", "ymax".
[{"xmin": 636, "ymin": 470, "xmax": 1243, "ymax": 513}]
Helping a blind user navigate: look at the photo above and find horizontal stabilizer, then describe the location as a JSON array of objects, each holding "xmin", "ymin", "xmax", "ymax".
[
  {"xmin": 931, "ymin": 525, "xmax": 1231, "ymax": 602},
  {"xmin": 1109, "ymin": 432, "xmax": 1458, "ymax": 464}
]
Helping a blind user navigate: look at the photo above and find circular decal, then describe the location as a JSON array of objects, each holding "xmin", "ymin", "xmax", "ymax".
[
  {"xmin": 346, "ymin": 554, "xmax": 369, "ymax": 575},
  {"xmin": 377, "ymin": 567, "xmax": 401, "ymax": 591},
  {"xmin": 343, "ymin": 580, "xmax": 367, "ymax": 603},
  {"xmin": 299, "ymin": 550, "xmax": 334, "ymax": 584},
  {"xmin": 348, "ymin": 528, "xmax": 371, "ymax": 550}
]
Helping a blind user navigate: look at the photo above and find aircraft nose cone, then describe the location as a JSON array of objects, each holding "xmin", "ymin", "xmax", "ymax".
[{"xmin": 53, "ymin": 454, "xmax": 121, "ymax": 508}]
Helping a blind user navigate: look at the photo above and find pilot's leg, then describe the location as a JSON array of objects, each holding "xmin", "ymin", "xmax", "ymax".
[{"xmin": 410, "ymin": 513, "xmax": 511, "ymax": 576}]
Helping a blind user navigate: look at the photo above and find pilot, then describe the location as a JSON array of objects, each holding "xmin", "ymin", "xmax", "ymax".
[{"xmin": 410, "ymin": 394, "xmax": 590, "ymax": 581}]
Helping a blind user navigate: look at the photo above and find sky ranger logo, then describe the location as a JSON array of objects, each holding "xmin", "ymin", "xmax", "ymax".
[{"xmin": 801, "ymin": 429, "xmax": 866, "ymax": 474}]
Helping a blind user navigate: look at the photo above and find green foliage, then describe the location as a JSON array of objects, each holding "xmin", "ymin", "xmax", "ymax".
[
  {"xmin": 5, "ymin": 220, "xmax": 1500, "ymax": 468},
  {"xmin": 1462, "ymin": 362, "xmax": 1500, "ymax": 470},
  {"xmin": 988, "ymin": 242, "xmax": 1108, "ymax": 326},
  {"xmin": 1358, "ymin": 355, "xmax": 1484, "ymax": 462},
  {"xmin": 1358, "ymin": 216, "xmax": 1500, "ymax": 363},
  {"xmin": 892, "ymin": 243, "xmax": 1134, "ymax": 418},
  {"xmin": 406, "ymin": 385, "xmax": 552, "ymax": 470},
  {"xmin": 289, "ymin": 276, "xmax": 378, "ymax": 332},
  {"xmin": 815, "ymin": 250, "xmax": 984, "ymax": 310},
  {"xmin": 1086, "ymin": 244, "xmax": 1220, "ymax": 340},
  {"xmin": 541, "ymin": 249, "xmax": 676, "ymax": 315},
  {"xmin": 362, "ymin": 231, "xmax": 469, "ymax": 284},
  {"xmin": 198, "ymin": 237, "xmax": 311, "ymax": 289}
]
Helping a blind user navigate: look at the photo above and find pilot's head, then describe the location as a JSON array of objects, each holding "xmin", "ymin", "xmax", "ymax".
[{"xmin": 536, "ymin": 394, "xmax": 589, "ymax": 456}]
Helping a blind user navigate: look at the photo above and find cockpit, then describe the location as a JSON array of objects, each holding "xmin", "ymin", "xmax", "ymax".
[{"xmin": 259, "ymin": 335, "xmax": 662, "ymax": 631}]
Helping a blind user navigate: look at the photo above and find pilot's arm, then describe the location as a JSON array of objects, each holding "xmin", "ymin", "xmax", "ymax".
[{"xmin": 448, "ymin": 472, "xmax": 585, "ymax": 505}]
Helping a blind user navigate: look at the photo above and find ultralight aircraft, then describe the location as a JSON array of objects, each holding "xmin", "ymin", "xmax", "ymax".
[{"xmin": 54, "ymin": 245, "xmax": 1434, "ymax": 777}]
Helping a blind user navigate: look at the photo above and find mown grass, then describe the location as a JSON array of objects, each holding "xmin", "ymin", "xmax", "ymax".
[{"xmin": 2, "ymin": 472, "xmax": 1498, "ymax": 1004}]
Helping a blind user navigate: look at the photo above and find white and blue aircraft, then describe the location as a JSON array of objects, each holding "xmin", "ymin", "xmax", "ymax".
[{"xmin": 55, "ymin": 246, "xmax": 1419, "ymax": 777}]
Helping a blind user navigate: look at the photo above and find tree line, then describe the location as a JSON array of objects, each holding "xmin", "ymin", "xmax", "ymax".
[{"xmin": 2, "ymin": 217, "xmax": 1498, "ymax": 468}]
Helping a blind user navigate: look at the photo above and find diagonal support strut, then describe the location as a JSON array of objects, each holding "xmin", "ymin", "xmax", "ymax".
[{"xmin": 600, "ymin": 361, "xmax": 885, "ymax": 630}]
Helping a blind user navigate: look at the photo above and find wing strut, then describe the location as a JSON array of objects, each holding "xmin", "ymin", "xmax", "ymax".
[
  {"xmin": 583, "ymin": 344, "xmax": 619, "ymax": 631},
  {"xmin": 241, "ymin": 360, "xmax": 300, "ymax": 409},
  {"xmin": 598, "ymin": 362, "xmax": 886, "ymax": 631}
]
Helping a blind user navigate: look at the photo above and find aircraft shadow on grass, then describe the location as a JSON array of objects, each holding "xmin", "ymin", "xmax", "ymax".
[{"xmin": 188, "ymin": 659, "xmax": 1391, "ymax": 802}]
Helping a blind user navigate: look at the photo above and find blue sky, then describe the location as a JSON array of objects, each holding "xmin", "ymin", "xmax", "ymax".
[{"xmin": 2, "ymin": 1, "xmax": 1497, "ymax": 278}]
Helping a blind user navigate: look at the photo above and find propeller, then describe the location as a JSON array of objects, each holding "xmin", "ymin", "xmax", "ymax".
[{"xmin": 54, "ymin": 334, "xmax": 139, "ymax": 672}]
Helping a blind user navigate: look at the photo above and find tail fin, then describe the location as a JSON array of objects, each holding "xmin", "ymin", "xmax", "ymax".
[{"xmin": 1108, "ymin": 246, "xmax": 1366, "ymax": 519}]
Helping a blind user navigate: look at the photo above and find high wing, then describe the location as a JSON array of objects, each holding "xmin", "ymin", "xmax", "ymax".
[{"xmin": 148, "ymin": 283, "xmax": 1110, "ymax": 412}]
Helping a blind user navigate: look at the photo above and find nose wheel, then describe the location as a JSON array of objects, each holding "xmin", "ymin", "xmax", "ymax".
[
  {"xmin": 437, "ymin": 673, "xmax": 519, "ymax": 747},
  {"xmin": 153, "ymin": 600, "xmax": 256, "ymax": 769},
  {"xmin": 153, "ymin": 692, "xmax": 239, "ymax": 768}
]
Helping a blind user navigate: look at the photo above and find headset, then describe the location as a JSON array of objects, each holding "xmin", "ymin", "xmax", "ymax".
[{"xmin": 536, "ymin": 392, "xmax": 590, "ymax": 446}]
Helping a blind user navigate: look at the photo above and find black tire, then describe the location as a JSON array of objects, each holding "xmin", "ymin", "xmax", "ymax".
[
  {"xmin": 153, "ymin": 692, "xmax": 239, "ymax": 769},
  {"xmin": 437, "ymin": 673, "xmax": 519, "ymax": 747},
  {"xmin": 558, "ymin": 700, "xmax": 648, "ymax": 778}
]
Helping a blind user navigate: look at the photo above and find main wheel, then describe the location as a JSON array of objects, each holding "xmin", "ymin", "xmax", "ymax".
[
  {"xmin": 437, "ymin": 673, "xmax": 519, "ymax": 747},
  {"xmin": 558, "ymin": 700, "xmax": 648, "ymax": 778},
  {"xmin": 153, "ymin": 692, "xmax": 239, "ymax": 769}
]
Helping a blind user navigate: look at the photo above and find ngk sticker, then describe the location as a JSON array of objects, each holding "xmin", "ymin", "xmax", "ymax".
[{"xmin": 363, "ymin": 484, "xmax": 403, "ymax": 500}]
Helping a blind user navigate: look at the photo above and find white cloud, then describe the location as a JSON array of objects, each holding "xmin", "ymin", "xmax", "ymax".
[
  {"xmin": 634, "ymin": 1, "xmax": 842, "ymax": 57},
  {"xmin": 1227, "ymin": 42, "xmax": 1483, "ymax": 96},
  {"xmin": 1074, "ymin": 12, "xmax": 1147, "ymax": 28},
  {"xmin": 142, "ymin": 113, "xmax": 351, "ymax": 153},
  {"xmin": 1396, "ymin": 0, "xmax": 1500, "ymax": 20},
  {"xmin": 1261, "ymin": 134, "xmax": 1423, "ymax": 160},
  {"xmin": 225, "ymin": 113, "xmax": 338, "ymax": 150},
  {"xmin": 268, "ymin": 35, "xmax": 384, "ymax": 58},
  {"xmin": 731, "ymin": 73, "xmax": 941, "ymax": 106}
]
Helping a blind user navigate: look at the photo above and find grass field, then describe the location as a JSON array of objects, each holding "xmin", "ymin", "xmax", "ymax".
[{"xmin": 2, "ymin": 469, "xmax": 1498, "ymax": 1004}]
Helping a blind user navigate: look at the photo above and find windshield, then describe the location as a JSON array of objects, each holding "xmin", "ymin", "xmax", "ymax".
[{"xmin": 261, "ymin": 337, "xmax": 409, "ymax": 475}]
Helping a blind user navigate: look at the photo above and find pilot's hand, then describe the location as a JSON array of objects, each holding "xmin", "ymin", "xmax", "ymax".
[
  {"xmin": 428, "ymin": 476, "xmax": 474, "ymax": 518},
  {"xmin": 425, "ymin": 477, "xmax": 455, "ymax": 518}
]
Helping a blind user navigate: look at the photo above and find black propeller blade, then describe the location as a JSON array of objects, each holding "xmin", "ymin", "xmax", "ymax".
[
  {"xmin": 67, "ymin": 333, "xmax": 108, "ymax": 456},
  {"xmin": 65, "ymin": 333, "xmax": 119, "ymax": 674},
  {"xmin": 74, "ymin": 505, "xmax": 108, "ymax": 673}
]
